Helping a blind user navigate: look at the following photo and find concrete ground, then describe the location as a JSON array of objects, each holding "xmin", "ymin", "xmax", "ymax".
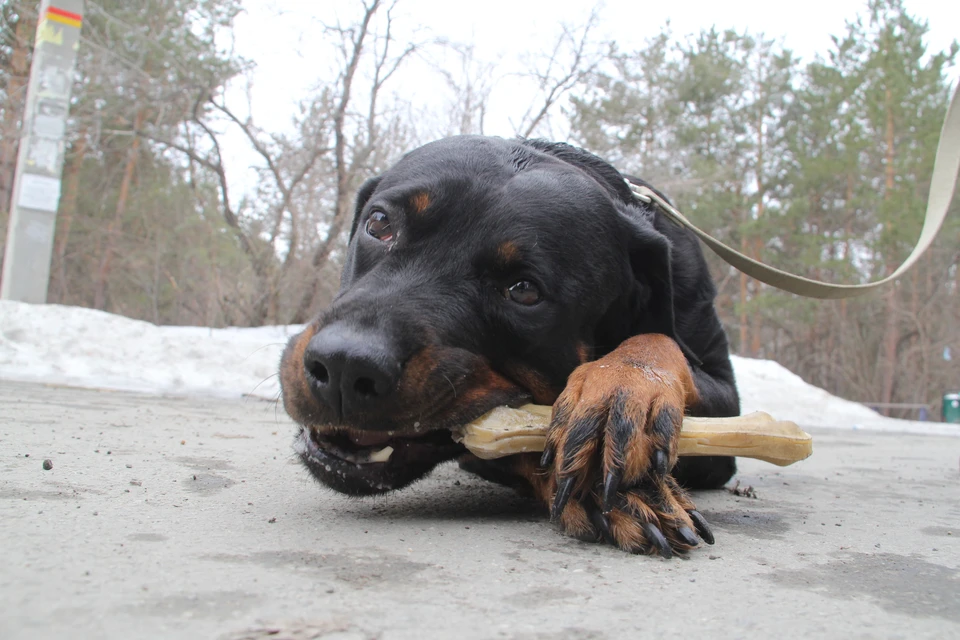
[{"xmin": 1, "ymin": 380, "xmax": 958, "ymax": 640}]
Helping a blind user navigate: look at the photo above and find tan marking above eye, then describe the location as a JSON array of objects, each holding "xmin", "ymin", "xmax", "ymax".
[
  {"xmin": 409, "ymin": 191, "xmax": 431, "ymax": 214},
  {"xmin": 496, "ymin": 241, "xmax": 520, "ymax": 264}
]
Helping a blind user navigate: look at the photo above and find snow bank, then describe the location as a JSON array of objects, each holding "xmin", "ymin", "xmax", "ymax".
[
  {"xmin": 732, "ymin": 356, "xmax": 956, "ymax": 435},
  {"xmin": 0, "ymin": 301, "xmax": 297, "ymax": 400},
  {"xmin": 1, "ymin": 301, "xmax": 956, "ymax": 435}
]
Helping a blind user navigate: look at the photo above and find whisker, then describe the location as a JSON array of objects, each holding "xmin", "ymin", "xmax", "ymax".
[
  {"xmin": 249, "ymin": 372, "xmax": 280, "ymax": 395},
  {"xmin": 441, "ymin": 374, "xmax": 457, "ymax": 398},
  {"xmin": 240, "ymin": 343, "xmax": 288, "ymax": 362}
]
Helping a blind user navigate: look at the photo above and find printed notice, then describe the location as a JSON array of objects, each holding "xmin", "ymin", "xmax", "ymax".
[{"xmin": 17, "ymin": 174, "xmax": 62, "ymax": 212}]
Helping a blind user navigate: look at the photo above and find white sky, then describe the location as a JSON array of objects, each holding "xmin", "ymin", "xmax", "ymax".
[{"xmin": 222, "ymin": 0, "xmax": 959, "ymax": 189}]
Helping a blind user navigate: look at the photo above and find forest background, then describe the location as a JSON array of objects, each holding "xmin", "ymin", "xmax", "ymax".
[{"xmin": 1, "ymin": 0, "xmax": 958, "ymax": 418}]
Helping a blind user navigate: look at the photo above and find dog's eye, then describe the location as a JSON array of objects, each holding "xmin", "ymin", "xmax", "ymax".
[
  {"xmin": 365, "ymin": 211, "xmax": 394, "ymax": 242},
  {"xmin": 505, "ymin": 280, "xmax": 541, "ymax": 305}
]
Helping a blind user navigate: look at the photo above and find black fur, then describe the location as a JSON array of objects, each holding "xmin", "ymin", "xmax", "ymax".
[{"xmin": 288, "ymin": 135, "xmax": 739, "ymax": 493}]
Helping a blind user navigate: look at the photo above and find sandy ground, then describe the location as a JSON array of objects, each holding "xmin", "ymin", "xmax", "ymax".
[{"xmin": 1, "ymin": 380, "xmax": 958, "ymax": 639}]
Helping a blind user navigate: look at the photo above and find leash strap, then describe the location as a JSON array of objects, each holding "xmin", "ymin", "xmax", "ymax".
[{"xmin": 628, "ymin": 82, "xmax": 960, "ymax": 300}]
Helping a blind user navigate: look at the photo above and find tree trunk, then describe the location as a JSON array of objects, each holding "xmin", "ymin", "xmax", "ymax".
[
  {"xmin": 749, "ymin": 104, "xmax": 767, "ymax": 357},
  {"xmin": 878, "ymin": 88, "xmax": 898, "ymax": 414},
  {"xmin": 51, "ymin": 131, "xmax": 88, "ymax": 303},
  {"xmin": 738, "ymin": 263, "xmax": 748, "ymax": 355},
  {"xmin": 0, "ymin": 9, "xmax": 35, "ymax": 211},
  {"xmin": 93, "ymin": 110, "xmax": 144, "ymax": 310}
]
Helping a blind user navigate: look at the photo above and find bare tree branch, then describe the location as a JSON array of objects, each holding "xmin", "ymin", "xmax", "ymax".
[{"xmin": 515, "ymin": 5, "xmax": 603, "ymax": 139}]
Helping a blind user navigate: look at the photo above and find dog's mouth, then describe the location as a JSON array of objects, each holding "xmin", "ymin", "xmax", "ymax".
[
  {"xmin": 295, "ymin": 423, "xmax": 470, "ymax": 496},
  {"xmin": 308, "ymin": 426, "xmax": 463, "ymax": 466}
]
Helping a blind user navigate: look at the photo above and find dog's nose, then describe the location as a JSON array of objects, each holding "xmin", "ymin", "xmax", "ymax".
[{"xmin": 302, "ymin": 324, "xmax": 401, "ymax": 422}]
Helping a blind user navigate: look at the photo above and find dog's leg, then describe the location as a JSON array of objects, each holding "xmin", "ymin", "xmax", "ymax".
[{"xmin": 538, "ymin": 333, "xmax": 715, "ymax": 557}]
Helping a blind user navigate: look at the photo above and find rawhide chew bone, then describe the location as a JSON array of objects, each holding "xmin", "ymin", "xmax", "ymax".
[{"xmin": 454, "ymin": 405, "xmax": 812, "ymax": 467}]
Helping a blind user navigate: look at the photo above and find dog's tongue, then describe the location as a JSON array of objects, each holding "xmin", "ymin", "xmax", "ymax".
[{"xmin": 347, "ymin": 431, "xmax": 395, "ymax": 447}]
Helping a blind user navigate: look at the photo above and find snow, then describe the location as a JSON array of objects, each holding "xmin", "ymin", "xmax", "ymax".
[
  {"xmin": 1, "ymin": 301, "xmax": 956, "ymax": 436},
  {"xmin": 0, "ymin": 301, "xmax": 296, "ymax": 401},
  {"xmin": 732, "ymin": 355, "xmax": 958, "ymax": 436}
]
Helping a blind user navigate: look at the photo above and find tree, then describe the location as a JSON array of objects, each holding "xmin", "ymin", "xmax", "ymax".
[
  {"xmin": 287, "ymin": 0, "xmax": 418, "ymax": 322},
  {"xmin": 0, "ymin": 0, "xmax": 35, "ymax": 245},
  {"xmin": 47, "ymin": 0, "xmax": 244, "ymax": 312},
  {"xmin": 571, "ymin": 28, "xmax": 796, "ymax": 355},
  {"xmin": 772, "ymin": 0, "xmax": 957, "ymax": 413},
  {"xmin": 567, "ymin": 2, "xmax": 958, "ymax": 416}
]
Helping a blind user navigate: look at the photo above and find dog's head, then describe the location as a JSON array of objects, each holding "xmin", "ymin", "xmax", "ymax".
[{"xmin": 280, "ymin": 136, "xmax": 681, "ymax": 495}]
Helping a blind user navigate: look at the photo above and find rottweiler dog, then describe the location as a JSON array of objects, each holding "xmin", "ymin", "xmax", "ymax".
[{"xmin": 280, "ymin": 136, "xmax": 740, "ymax": 557}]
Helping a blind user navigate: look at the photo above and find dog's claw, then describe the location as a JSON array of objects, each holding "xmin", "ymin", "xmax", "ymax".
[
  {"xmin": 654, "ymin": 450, "xmax": 668, "ymax": 476},
  {"xmin": 539, "ymin": 445, "xmax": 555, "ymax": 469},
  {"xmin": 551, "ymin": 476, "xmax": 576, "ymax": 522},
  {"xmin": 586, "ymin": 503, "xmax": 614, "ymax": 543},
  {"xmin": 677, "ymin": 526, "xmax": 700, "ymax": 547},
  {"xmin": 601, "ymin": 469, "xmax": 621, "ymax": 514},
  {"xmin": 687, "ymin": 510, "xmax": 714, "ymax": 545},
  {"xmin": 643, "ymin": 522, "xmax": 673, "ymax": 559}
]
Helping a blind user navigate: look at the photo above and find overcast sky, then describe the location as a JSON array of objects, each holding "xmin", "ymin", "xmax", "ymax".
[{"xmin": 222, "ymin": 0, "xmax": 958, "ymax": 188}]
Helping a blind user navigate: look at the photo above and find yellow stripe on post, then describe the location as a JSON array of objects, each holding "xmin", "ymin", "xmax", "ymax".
[{"xmin": 46, "ymin": 7, "xmax": 82, "ymax": 28}]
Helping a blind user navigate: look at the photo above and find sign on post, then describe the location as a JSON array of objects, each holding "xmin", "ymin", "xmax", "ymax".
[{"xmin": 0, "ymin": 1, "xmax": 84, "ymax": 303}]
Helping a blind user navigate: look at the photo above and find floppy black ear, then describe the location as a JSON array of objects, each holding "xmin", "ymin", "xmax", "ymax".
[
  {"xmin": 525, "ymin": 139, "xmax": 701, "ymax": 365},
  {"xmin": 619, "ymin": 205, "xmax": 703, "ymax": 366},
  {"xmin": 348, "ymin": 175, "xmax": 384, "ymax": 240}
]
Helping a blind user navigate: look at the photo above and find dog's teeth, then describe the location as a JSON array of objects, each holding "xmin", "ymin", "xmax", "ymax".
[{"xmin": 366, "ymin": 446, "xmax": 393, "ymax": 463}]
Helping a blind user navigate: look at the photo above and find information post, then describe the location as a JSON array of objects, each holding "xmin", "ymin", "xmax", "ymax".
[{"xmin": 0, "ymin": 0, "xmax": 84, "ymax": 303}]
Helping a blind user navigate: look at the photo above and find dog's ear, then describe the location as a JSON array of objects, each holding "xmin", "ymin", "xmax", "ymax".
[
  {"xmin": 522, "ymin": 139, "xmax": 635, "ymax": 204},
  {"xmin": 618, "ymin": 205, "xmax": 702, "ymax": 366},
  {"xmin": 348, "ymin": 175, "xmax": 384, "ymax": 240}
]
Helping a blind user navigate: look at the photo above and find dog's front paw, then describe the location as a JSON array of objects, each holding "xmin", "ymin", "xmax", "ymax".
[
  {"xmin": 539, "ymin": 333, "xmax": 713, "ymax": 556},
  {"xmin": 546, "ymin": 474, "xmax": 714, "ymax": 557}
]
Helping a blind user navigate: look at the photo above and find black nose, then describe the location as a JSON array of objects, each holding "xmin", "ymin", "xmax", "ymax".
[{"xmin": 302, "ymin": 324, "xmax": 401, "ymax": 422}]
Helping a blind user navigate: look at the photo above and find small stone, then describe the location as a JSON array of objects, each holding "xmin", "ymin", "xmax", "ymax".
[
  {"xmin": 125, "ymin": 464, "xmax": 132, "ymax": 469},
  {"xmin": 180, "ymin": 440, "xmax": 186, "ymax": 445},
  {"xmin": 268, "ymin": 517, "xmax": 277, "ymax": 524},
  {"xmin": 42, "ymin": 459, "xmax": 53, "ymax": 471}
]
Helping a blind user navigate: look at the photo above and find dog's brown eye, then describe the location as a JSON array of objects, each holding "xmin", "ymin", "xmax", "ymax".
[
  {"xmin": 506, "ymin": 280, "xmax": 541, "ymax": 305},
  {"xmin": 365, "ymin": 211, "xmax": 393, "ymax": 241}
]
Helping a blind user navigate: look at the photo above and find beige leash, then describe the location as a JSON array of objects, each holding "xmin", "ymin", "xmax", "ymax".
[{"xmin": 628, "ymin": 82, "xmax": 960, "ymax": 299}]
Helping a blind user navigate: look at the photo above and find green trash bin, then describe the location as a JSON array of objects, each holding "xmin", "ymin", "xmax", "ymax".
[{"xmin": 944, "ymin": 393, "xmax": 960, "ymax": 424}]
